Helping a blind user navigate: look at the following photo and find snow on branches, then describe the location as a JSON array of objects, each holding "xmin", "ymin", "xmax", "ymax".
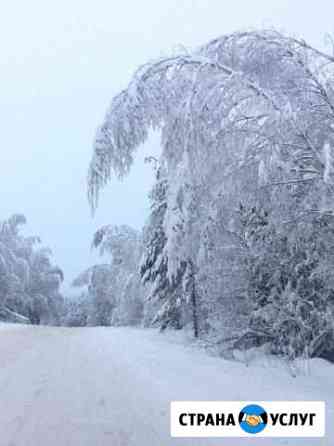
[{"xmin": 85, "ymin": 29, "xmax": 334, "ymax": 358}]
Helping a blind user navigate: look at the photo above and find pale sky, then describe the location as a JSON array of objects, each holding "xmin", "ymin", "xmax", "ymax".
[{"xmin": 1, "ymin": 0, "xmax": 333, "ymax": 292}]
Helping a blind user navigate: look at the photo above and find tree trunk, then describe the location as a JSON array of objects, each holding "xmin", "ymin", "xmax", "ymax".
[{"xmin": 189, "ymin": 259, "xmax": 199, "ymax": 338}]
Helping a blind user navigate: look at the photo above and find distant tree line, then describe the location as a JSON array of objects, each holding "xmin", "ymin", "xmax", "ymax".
[{"xmin": 0, "ymin": 214, "xmax": 64, "ymax": 325}]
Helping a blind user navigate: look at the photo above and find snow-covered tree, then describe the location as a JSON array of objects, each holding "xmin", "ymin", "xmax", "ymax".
[
  {"xmin": 0, "ymin": 214, "xmax": 64, "ymax": 324},
  {"xmin": 86, "ymin": 29, "xmax": 334, "ymax": 358},
  {"xmin": 235, "ymin": 204, "xmax": 334, "ymax": 361},
  {"xmin": 72, "ymin": 225, "xmax": 143, "ymax": 326},
  {"xmin": 88, "ymin": 30, "xmax": 334, "ymax": 211},
  {"xmin": 92, "ymin": 224, "xmax": 143, "ymax": 325},
  {"xmin": 62, "ymin": 292, "xmax": 90, "ymax": 327},
  {"xmin": 140, "ymin": 163, "xmax": 187, "ymax": 330},
  {"xmin": 72, "ymin": 264, "xmax": 114, "ymax": 326}
]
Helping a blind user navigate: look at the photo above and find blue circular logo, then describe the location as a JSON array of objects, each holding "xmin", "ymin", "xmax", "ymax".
[{"xmin": 239, "ymin": 404, "xmax": 268, "ymax": 434}]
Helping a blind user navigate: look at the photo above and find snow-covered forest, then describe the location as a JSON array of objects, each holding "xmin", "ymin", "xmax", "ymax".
[
  {"xmin": 0, "ymin": 214, "xmax": 64, "ymax": 325},
  {"xmin": 2, "ymin": 24, "xmax": 334, "ymax": 445},
  {"xmin": 2, "ymin": 30, "xmax": 334, "ymax": 368},
  {"xmin": 63, "ymin": 30, "xmax": 334, "ymax": 363}
]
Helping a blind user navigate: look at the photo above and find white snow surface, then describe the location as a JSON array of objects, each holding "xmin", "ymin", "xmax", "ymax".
[{"xmin": 0, "ymin": 324, "xmax": 332, "ymax": 445}]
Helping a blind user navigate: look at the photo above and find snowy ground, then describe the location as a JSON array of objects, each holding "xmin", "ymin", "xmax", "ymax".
[{"xmin": 0, "ymin": 324, "xmax": 332, "ymax": 446}]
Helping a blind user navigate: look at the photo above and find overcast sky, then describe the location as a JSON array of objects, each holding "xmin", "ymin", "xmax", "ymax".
[{"xmin": 1, "ymin": 0, "xmax": 333, "ymax": 293}]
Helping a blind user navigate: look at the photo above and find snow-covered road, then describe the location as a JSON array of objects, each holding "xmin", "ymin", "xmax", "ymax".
[{"xmin": 0, "ymin": 324, "xmax": 332, "ymax": 446}]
